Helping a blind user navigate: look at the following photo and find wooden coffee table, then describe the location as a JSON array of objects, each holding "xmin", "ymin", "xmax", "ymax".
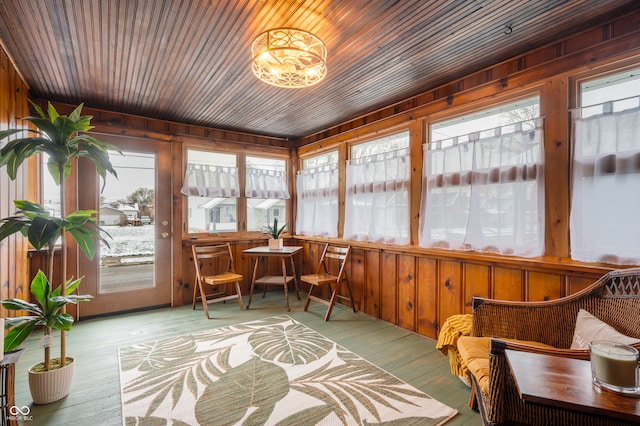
[{"xmin": 505, "ymin": 349, "xmax": 640, "ymax": 423}]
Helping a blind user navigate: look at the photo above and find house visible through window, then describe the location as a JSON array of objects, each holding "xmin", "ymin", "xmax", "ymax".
[
  {"xmin": 181, "ymin": 150, "xmax": 238, "ymax": 233},
  {"xmin": 98, "ymin": 150, "xmax": 156, "ymax": 292}
]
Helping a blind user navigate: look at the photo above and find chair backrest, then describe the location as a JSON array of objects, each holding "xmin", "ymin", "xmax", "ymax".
[
  {"xmin": 316, "ymin": 244, "xmax": 350, "ymax": 281},
  {"xmin": 472, "ymin": 267, "xmax": 640, "ymax": 348},
  {"xmin": 192, "ymin": 243, "xmax": 236, "ymax": 280}
]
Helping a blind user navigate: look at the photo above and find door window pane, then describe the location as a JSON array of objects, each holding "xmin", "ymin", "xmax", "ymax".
[
  {"xmin": 99, "ymin": 151, "xmax": 156, "ymax": 293},
  {"xmin": 42, "ymin": 153, "xmax": 61, "ymax": 217}
]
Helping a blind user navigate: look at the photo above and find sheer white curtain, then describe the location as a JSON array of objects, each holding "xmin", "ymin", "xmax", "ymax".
[
  {"xmin": 296, "ymin": 165, "xmax": 339, "ymax": 237},
  {"xmin": 180, "ymin": 164, "xmax": 239, "ymax": 197},
  {"xmin": 571, "ymin": 100, "xmax": 640, "ymax": 264},
  {"xmin": 245, "ymin": 168, "xmax": 290, "ymax": 199},
  {"xmin": 344, "ymin": 149, "xmax": 410, "ymax": 244},
  {"xmin": 419, "ymin": 119, "xmax": 544, "ymax": 256}
]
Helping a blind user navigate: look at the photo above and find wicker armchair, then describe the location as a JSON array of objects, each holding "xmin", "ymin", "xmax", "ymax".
[{"xmin": 468, "ymin": 267, "xmax": 640, "ymax": 426}]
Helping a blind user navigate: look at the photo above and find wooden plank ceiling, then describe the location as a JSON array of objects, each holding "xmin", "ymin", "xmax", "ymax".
[{"xmin": 0, "ymin": 0, "xmax": 636, "ymax": 140}]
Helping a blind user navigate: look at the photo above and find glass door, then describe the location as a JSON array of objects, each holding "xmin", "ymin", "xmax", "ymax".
[{"xmin": 78, "ymin": 137, "xmax": 171, "ymax": 317}]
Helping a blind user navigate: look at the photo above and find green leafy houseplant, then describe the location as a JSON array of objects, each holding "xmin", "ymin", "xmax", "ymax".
[
  {"xmin": 0, "ymin": 200, "xmax": 108, "ymax": 370},
  {"xmin": 2, "ymin": 271, "xmax": 92, "ymax": 371},
  {"xmin": 0, "ymin": 200, "xmax": 110, "ymax": 288},
  {"xmin": 261, "ymin": 217, "xmax": 287, "ymax": 239},
  {"xmin": 261, "ymin": 218, "xmax": 287, "ymax": 250},
  {"xmin": 0, "ymin": 101, "xmax": 119, "ymax": 377}
]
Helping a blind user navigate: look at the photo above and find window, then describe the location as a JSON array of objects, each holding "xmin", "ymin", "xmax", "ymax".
[
  {"xmin": 571, "ymin": 67, "xmax": 640, "ymax": 264},
  {"xmin": 351, "ymin": 134, "xmax": 409, "ymax": 159},
  {"xmin": 41, "ymin": 153, "xmax": 60, "ymax": 217},
  {"xmin": 245, "ymin": 156, "xmax": 288, "ymax": 232},
  {"xmin": 302, "ymin": 150, "xmax": 338, "ymax": 169},
  {"xmin": 99, "ymin": 150, "xmax": 156, "ymax": 292},
  {"xmin": 181, "ymin": 150, "xmax": 238, "ymax": 233},
  {"xmin": 420, "ymin": 97, "xmax": 544, "ymax": 256},
  {"xmin": 344, "ymin": 132, "xmax": 410, "ymax": 244},
  {"xmin": 296, "ymin": 151, "xmax": 339, "ymax": 237}
]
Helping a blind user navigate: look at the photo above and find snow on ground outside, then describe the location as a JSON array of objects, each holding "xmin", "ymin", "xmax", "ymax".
[{"xmin": 100, "ymin": 225, "xmax": 154, "ymax": 257}]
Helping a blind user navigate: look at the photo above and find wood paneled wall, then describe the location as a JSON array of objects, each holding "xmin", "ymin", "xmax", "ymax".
[
  {"xmin": 42, "ymin": 102, "xmax": 294, "ymax": 151},
  {"xmin": 292, "ymin": 240, "xmax": 603, "ymax": 339},
  {"xmin": 0, "ymin": 47, "xmax": 30, "ymax": 314}
]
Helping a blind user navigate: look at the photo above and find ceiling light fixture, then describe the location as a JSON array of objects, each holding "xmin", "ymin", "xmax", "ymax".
[{"xmin": 251, "ymin": 28, "xmax": 327, "ymax": 88}]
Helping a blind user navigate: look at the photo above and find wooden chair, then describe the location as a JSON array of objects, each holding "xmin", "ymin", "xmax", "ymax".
[
  {"xmin": 191, "ymin": 243, "xmax": 244, "ymax": 319},
  {"xmin": 301, "ymin": 244, "xmax": 355, "ymax": 321}
]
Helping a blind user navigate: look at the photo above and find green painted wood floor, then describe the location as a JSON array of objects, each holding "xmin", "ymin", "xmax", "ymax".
[{"xmin": 12, "ymin": 292, "xmax": 482, "ymax": 425}]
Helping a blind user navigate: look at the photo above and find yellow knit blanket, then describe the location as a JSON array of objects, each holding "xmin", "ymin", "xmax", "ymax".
[{"xmin": 435, "ymin": 314, "xmax": 473, "ymax": 378}]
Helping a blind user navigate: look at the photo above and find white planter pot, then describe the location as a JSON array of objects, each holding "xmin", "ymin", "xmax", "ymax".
[
  {"xmin": 28, "ymin": 357, "xmax": 75, "ymax": 404},
  {"xmin": 268, "ymin": 238, "xmax": 283, "ymax": 250}
]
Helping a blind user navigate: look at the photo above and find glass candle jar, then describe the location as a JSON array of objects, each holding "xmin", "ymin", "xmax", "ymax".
[{"xmin": 589, "ymin": 340, "xmax": 639, "ymax": 394}]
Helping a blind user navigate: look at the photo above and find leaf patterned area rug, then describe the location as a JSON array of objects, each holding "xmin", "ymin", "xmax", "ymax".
[{"xmin": 118, "ymin": 315, "xmax": 458, "ymax": 425}]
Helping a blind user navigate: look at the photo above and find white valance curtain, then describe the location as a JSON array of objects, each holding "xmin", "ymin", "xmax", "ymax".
[
  {"xmin": 343, "ymin": 149, "xmax": 410, "ymax": 244},
  {"xmin": 180, "ymin": 164, "xmax": 240, "ymax": 197},
  {"xmin": 570, "ymin": 99, "xmax": 640, "ymax": 264},
  {"xmin": 245, "ymin": 168, "xmax": 290, "ymax": 199},
  {"xmin": 296, "ymin": 164, "xmax": 339, "ymax": 237},
  {"xmin": 419, "ymin": 118, "xmax": 545, "ymax": 256}
]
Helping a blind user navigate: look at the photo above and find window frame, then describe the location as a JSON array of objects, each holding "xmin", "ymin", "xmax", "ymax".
[
  {"xmin": 344, "ymin": 130, "xmax": 411, "ymax": 245},
  {"xmin": 568, "ymin": 64, "xmax": 640, "ymax": 264},
  {"xmin": 183, "ymin": 148, "xmax": 239, "ymax": 234},
  {"xmin": 245, "ymin": 154, "xmax": 289, "ymax": 233},
  {"xmin": 421, "ymin": 94, "xmax": 544, "ymax": 256},
  {"xmin": 296, "ymin": 149, "xmax": 340, "ymax": 237},
  {"xmin": 182, "ymin": 141, "xmax": 291, "ymax": 240}
]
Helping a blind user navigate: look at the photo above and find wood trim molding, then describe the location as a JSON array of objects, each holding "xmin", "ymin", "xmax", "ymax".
[
  {"xmin": 292, "ymin": 235, "xmax": 616, "ymax": 277},
  {"xmin": 33, "ymin": 100, "xmax": 295, "ymax": 150}
]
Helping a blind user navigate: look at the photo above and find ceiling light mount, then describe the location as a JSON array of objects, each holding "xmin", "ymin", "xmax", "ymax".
[{"xmin": 252, "ymin": 27, "xmax": 327, "ymax": 88}]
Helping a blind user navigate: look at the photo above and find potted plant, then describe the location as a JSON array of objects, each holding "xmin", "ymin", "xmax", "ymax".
[
  {"xmin": 262, "ymin": 217, "xmax": 286, "ymax": 250},
  {"xmin": 0, "ymin": 101, "xmax": 119, "ymax": 403},
  {"xmin": 1, "ymin": 271, "xmax": 92, "ymax": 403}
]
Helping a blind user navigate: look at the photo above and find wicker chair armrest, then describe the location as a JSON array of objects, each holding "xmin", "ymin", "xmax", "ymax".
[{"xmin": 489, "ymin": 338, "xmax": 590, "ymax": 360}]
